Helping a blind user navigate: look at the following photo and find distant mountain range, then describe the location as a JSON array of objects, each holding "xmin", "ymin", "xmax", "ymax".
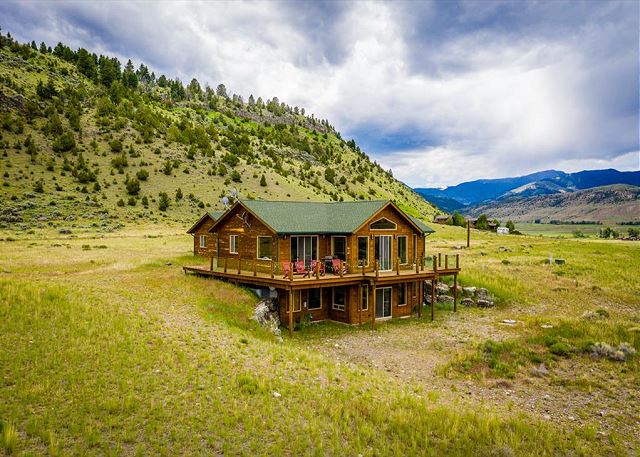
[{"xmin": 415, "ymin": 169, "xmax": 640, "ymax": 223}]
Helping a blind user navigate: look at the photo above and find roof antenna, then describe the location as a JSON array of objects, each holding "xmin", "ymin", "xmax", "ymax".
[{"xmin": 220, "ymin": 196, "xmax": 230, "ymax": 209}]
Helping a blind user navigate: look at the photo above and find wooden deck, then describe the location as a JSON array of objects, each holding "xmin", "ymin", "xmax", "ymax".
[{"xmin": 183, "ymin": 264, "xmax": 460, "ymax": 289}]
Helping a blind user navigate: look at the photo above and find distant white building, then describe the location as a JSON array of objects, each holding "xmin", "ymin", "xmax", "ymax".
[{"xmin": 497, "ymin": 226, "xmax": 509, "ymax": 235}]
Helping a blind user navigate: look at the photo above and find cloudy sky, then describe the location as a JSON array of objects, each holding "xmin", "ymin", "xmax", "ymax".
[{"xmin": 1, "ymin": 0, "xmax": 638, "ymax": 187}]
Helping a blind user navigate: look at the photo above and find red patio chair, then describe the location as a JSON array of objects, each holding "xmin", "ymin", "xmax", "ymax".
[
  {"xmin": 282, "ymin": 261, "xmax": 291, "ymax": 279},
  {"xmin": 294, "ymin": 260, "xmax": 306, "ymax": 275},
  {"xmin": 310, "ymin": 260, "xmax": 325, "ymax": 277},
  {"xmin": 331, "ymin": 258, "xmax": 346, "ymax": 275}
]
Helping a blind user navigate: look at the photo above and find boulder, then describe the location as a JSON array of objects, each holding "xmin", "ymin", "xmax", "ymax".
[
  {"xmin": 461, "ymin": 298, "xmax": 475, "ymax": 307},
  {"xmin": 475, "ymin": 288, "xmax": 491, "ymax": 300},
  {"xmin": 462, "ymin": 286, "xmax": 476, "ymax": 296},
  {"xmin": 554, "ymin": 259, "xmax": 566, "ymax": 265},
  {"xmin": 477, "ymin": 299, "xmax": 495, "ymax": 308},
  {"xmin": 437, "ymin": 295, "xmax": 454, "ymax": 304},
  {"xmin": 37, "ymin": 216, "xmax": 48, "ymax": 222},
  {"xmin": 58, "ymin": 228, "xmax": 72, "ymax": 234},
  {"xmin": 450, "ymin": 285, "xmax": 462, "ymax": 295},
  {"xmin": 435, "ymin": 282, "xmax": 450, "ymax": 294}
]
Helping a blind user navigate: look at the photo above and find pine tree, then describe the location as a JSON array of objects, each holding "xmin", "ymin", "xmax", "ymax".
[{"xmin": 260, "ymin": 174, "xmax": 267, "ymax": 187}]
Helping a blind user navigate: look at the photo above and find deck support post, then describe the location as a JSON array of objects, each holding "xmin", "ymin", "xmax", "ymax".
[
  {"xmin": 371, "ymin": 283, "xmax": 376, "ymax": 330},
  {"xmin": 417, "ymin": 281, "xmax": 422, "ymax": 318},
  {"xmin": 453, "ymin": 274, "xmax": 458, "ymax": 313},
  {"xmin": 288, "ymin": 288, "xmax": 293, "ymax": 338},
  {"xmin": 431, "ymin": 278, "xmax": 436, "ymax": 321},
  {"xmin": 359, "ymin": 285, "xmax": 363, "ymax": 325},
  {"xmin": 238, "ymin": 255, "xmax": 241, "ymax": 275}
]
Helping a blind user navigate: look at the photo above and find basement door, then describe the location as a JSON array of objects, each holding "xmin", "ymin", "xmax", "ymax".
[
  {"xmin": 375, "ymin": 287, "xmax": 392, "ymax": 319},
  {"xmin": 374, "ymin": 235, "xmax": 392, "ymax": 271}
]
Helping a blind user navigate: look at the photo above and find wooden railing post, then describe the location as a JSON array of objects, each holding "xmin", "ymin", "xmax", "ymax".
[
  {"xmin": 431, "ymin": 278, "xmax": 436, "ymax": 321},
  {"xmin": 210, "ymin": 256, "xmax": 213, "ymax": 271},
  {"xmin": 361, "ymin": 261, "xmax": 365, "ymax": 277},
  {"xmin": 339, "ymin": 260, "xmax": 344, "ymax": 278},
  {"xmin": 438, "ymin": 253, "xmax": 442, "ymax": 268},
  {"xmin": 421, "ymin": 254, "xmax": 425, "ymax": 271},
  {"xmin": 433, "ymin": 256, "xmax": 438, "ymax": 272},
  {"xmin": 445, "ymin": 255, "xmax": 448, "ymax": 270},
  {"xmin": 253, "ymin": 259, "xmax": 257, "ymax": 277},
  {"xmin": 396, "ymin": 257, "xmax": 400, "ymax": 276},
  {"xmin": 375, "ymin": 259, "xmax": 379, "ymax": 279},
  {"xmin": 289, "ymin": 265, "xmax": 294, "ymax": 282},
  {"xmin": 316, "ymin": 259, "xmax": 320, "ymax": 279},
  {"xmin": 238, "ymin": 255, "xmax": 242, "ymax": 275},
  {"xmin": 415, "ymin": 256, "xmax": 419, "ymax": 274},
  {"xmin": 224, "ymin": 257, "xmax": 228, "ymax": 273},
  {"xmin": 270, "ymin": 259, "xmax": 274, "ymax": 279},
  {"xmin": 456, "ymin": 254, "xmax": 460, "ymax": 269}
]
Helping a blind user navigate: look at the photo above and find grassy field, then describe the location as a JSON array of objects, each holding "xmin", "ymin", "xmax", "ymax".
[
  {"xmin": 0, "ymin": 224, "xmax": 638, "ymax": 455},
  {"xmin": 516, "ymin": 222, "xmax": 629, "ymax": 237}
]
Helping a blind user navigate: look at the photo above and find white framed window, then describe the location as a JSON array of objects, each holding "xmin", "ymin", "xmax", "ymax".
[
  {"xmin": 361, "ymin": 285, "xmax": 368, "ymax": 311},
  {"xmin": 398, "ymin": 283, "xmax": 407, "ymax": 306},
  {"xmin": 332, "ymin": 287, "xmax": 346, "ymax": 311},
  {"xmin": 229, "ymin": 235, "xmax": 238, "ymax": 254},
  {"xmin": 398, "ymin": 235, "xmax": 408, "ymax": 264},
  {"xmin": 199, "ymin": 234, "xmax": 206, "ymax": 248},
  {"xmin": 357, "ymin": 236, "xmax": 369, "ymax": 266},
  {"xmin": 257, "ymin": 236, "xmax": 272, "ymax": 259}
]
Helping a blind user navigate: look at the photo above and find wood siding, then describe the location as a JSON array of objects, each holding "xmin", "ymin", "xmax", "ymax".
[{"xmin": 192, "ymin": 218, "xmax": 217, "ymax": 257}]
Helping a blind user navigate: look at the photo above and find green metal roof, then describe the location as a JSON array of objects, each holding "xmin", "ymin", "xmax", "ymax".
[
  {"xmin": 210, "ymin": 210, "xmax": 225, "ymax": 220},
  {"xmin": 240, "ymin": 199, "xmax": 388, "ymax": 234},
  {"xmin": 230, "ymin": 199, "xmax": 432, "ymax": 235},
  {"xmin": 407, "ymin": 215, "xmax": 435, "ymax": 235}
]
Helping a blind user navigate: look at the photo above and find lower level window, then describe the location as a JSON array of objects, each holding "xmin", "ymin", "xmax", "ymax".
[
  {"xmin": 308, "ymin": 289, "xmax": 321, "ymax": 310},
  {"xmin": 361, "ymin": 285, "xmax": 368, "ymax": 311},
  {"xmin": 398, "ymin": 283, "xmax": 407, "ymax": 306},
  {"xmin": 332, "ymin": 287, "xmax": 346, "ymax": 311},
  {"xmin": 199, "ymin": 234, "xmax": 206, "ymax": 248}
]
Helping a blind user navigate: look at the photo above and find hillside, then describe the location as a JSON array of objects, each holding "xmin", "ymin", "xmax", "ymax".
[
  {"xmin": 0, "ymin": 32, "xmax": 436, "ymax": 233},
  {"xmin": 415, "ymin": 169, "xmax": 640, "ymax": 212},
  {"xmin": 466, "ymin": 184, "xmax": 640, "ymax": 223}
]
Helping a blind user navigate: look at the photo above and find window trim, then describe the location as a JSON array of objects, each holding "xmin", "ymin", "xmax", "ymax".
[
  {"xmin": 332, "ymin": 286, "xmax": 346, "ymax": 311},
  {"xmin": 256, "ymin": 236, "xmax": 272, "ymax": 260},
  {"xmin": 361, "ymin": 285, "xmax": 368, "ymax": 311},
  {"xmin": 398, "ymin": 235, "xmax": 408, "ymax": 265},
  {"xmin": 370, "ymin": 217, "xmax": 397, "ymax": 231},
  {"xmin": 398, "ymin": 283, "xmax": 407, "ymax": 307},
  {"xmin": 357, "ymin": 236, "xmax": 369, "ymax": 266},
  {"xmin": 229, "ymin": 235, "xmax": 238, "ymax": 254},
  {"xmin": 199, "ymin": 234, "xmax": 206, "ymax": 248}
]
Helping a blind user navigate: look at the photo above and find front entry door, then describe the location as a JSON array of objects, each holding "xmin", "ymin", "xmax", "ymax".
[
  {"xmin": 375, "ymin": 287, "xmax": 392, "ymax": 318},
  {"xmin": 375, "ymin": 235, "xmax": 392, "ymax": 271}
]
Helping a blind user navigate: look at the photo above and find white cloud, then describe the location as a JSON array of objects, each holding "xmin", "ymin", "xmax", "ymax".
[{"xmin": 0, "ymin": 0, "xmax": 637, "ymax": 187}]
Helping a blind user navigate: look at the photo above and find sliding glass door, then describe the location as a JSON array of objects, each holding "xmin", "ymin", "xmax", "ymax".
[
  {"xmin": 290, "ymin": 236, "xmax": 318, "ymax": 267},
  {"xmin": 374, "ymin": 235, "xmax": 392, "ymax": 271}
]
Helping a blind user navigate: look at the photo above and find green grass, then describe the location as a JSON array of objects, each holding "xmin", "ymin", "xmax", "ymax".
[
  {"xmin": 0, "ymin": 230, "xmax": 616, "ymax": 455},
  {"xmin": 516, "ymin": 223, "xmax": 628, "ymax": 237}
]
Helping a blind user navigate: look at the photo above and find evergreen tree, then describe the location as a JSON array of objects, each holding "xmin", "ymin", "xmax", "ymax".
[
  {"xmin": 260, "ymin": 174, "xmax": 267, "ymax": 186},
  {"xmin": 158, "ymin": 192, "xmax": 170, "ymax": 211}
]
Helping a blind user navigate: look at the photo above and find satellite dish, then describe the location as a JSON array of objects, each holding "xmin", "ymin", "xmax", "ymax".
[
  {"xmin": 221, "ymin": 196, "xmax": 230, "ymax": 209},
  {"xmin": 231, "ymin": 187, "xmax": 239, "ymax": 199}
]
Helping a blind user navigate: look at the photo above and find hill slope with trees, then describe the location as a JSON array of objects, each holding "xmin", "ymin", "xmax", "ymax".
[{"xmin": 0, "ymin": 30, "xmax": 436, "ymax": 233}]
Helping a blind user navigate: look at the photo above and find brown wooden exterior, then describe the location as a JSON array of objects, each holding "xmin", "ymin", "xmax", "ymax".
[
  {"xmin": 185, "ymin": 200, "xmax": 460, "ymax": 333},
  {"xmin": 188, "ymin": 213, "xmax": 218, "ymax": 257}
]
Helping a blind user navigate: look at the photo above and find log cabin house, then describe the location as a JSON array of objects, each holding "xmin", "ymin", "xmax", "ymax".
[{"xmin": 184, "ymin": 200, "xmax": 461, "ymax": 335}]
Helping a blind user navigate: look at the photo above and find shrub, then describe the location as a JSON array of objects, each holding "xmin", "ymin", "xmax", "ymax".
[
  {"xmin": 33, "ymin": 179, "xmax": 44, "ymax": 193},
  {"xmin": 125, "ymin": 177, "xmax": 140, "ymax": 195},
  {"xmin": 127, "ymin": 196, "xmax": 136, "ymax": 206},
  {"xmin": 158, "ymin": 192, "xmax": 170, "ymax": 211},
  {"xmin": 109, "ymin": 139, "xmax": 123, "ymax": 153},
  {"xmin": 175, "ymin": 188, "xmax": 183, "ymax": 200},
  {"xmin": 260, "ymin": 174, "xmax": 267, "ymax": 186},
  {"xmin": 136, "ymin": 169, "xmax": 149, "ymax": 181},
  {"xmin": 117, "ymin": 198, "xmax": 125, "ymax": 207},
  {"xmin": 162, "ymin": 160, "xmax": 173, "ymax": 176},
  {"xmin": 324, "ymin": 167, "xmax": 335, "ymax": 183},
  {"xmin": 231, "ymin": 170, "xmax": 241, "ymax": 182},
  {"xmin": 52, "ymin": 131, "xmax": 76, "ymax": 153},
  {"xmin": 142, "ymin": 196, "xmax": 149, "ymax": 207}
]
